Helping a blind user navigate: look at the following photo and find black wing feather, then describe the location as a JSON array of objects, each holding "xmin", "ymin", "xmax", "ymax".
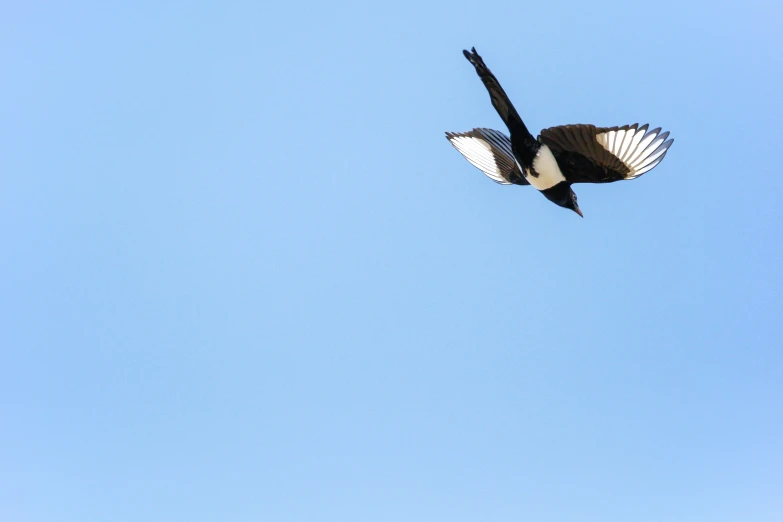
[
  {"xmin": 539, "ymin": 124, "xmax": 673, "ymax": 184},
  {"xmin": 446, "ymin": 128, "xmax": 530, "ymax": 185}
]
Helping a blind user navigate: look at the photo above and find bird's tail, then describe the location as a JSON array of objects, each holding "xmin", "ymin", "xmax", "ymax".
[
  {"xmin": 462, "ymin": 47, "xmax": 536, "ymax": 151},
  {"xmin": 462, "ymin": 48, "xmax": 488, "ymax": 71}
]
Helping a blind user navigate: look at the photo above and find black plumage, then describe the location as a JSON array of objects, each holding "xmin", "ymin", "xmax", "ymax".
[{"xmin": 446, "ymin": 48, "xmax": 674, "ymax": 217}]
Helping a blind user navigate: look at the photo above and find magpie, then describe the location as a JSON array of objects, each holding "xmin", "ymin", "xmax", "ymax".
[{"xmin": 447, "ymin": 48, "xmax": 674, "ymax": 217}]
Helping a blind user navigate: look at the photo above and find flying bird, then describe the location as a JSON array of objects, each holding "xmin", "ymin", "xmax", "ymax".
[{"xmin": 447, "ymin": 48, "xmax": 674, "ymax": 217}]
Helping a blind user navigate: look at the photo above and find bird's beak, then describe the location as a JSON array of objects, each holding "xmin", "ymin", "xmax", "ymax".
[{"xmin": 575, "ymin": 207, "xmax": 584, "ymax": 218}]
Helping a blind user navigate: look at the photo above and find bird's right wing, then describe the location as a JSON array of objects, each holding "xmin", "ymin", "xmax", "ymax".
[
  {"xmin": 446, "ymin": 128, "xmax": 529, "ymax": 185},
  {"xmin": 539, "ymin": 124, "xmax": 673, "ymax": 184}
]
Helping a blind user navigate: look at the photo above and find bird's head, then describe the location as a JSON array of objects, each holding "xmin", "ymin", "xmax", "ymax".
[
  {"xmin": 565, "ymin": 188, "xmax": 583, "ymax": 217},
  {"xmin": 542, "ymin": 182, "xmax": 584, "ymax": 217},
  {"xmin": 555, "ymin": 186, "xmax": 583, "ymax": 217}
]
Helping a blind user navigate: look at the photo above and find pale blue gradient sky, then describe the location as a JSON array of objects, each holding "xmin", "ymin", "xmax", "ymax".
[{"xmin": 2, "ymin": 1, "xmax": 782, "ymax": 521}]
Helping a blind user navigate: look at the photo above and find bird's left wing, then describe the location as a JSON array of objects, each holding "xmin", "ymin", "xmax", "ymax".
[
  {"xmin": 446, "ymin": 128, "xmax": 529, "ymax": 185},
  {"xmin": 539, "ymin": 124, "xmax": 673, "ymax": 184}
]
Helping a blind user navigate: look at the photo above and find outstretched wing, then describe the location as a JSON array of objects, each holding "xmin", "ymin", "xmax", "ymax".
[
  {"xmin": 446, "ymin": 128, "xmax": 529, "ymax": 185},
  {"xmin": 539, "ymin": 124, "xmax": 673, "ymax": 184}
]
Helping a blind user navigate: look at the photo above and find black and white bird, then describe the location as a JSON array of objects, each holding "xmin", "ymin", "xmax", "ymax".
[{"xmin": 447, "ymin": 48, "xmax": 674, "ymax": 217}]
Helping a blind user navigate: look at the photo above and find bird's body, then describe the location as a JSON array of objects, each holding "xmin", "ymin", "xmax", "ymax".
[{"xmin": 447, "ymin": 48, "xmax": 674, "ymax": 217}]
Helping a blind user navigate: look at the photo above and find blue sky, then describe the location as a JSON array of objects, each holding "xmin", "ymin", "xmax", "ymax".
[{"xmin": 2, "ymin": 1, "xmax": 782, "ymax": 521}]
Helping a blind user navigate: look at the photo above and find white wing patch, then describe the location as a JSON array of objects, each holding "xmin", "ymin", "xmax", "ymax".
[
  {"xmin": 446, "ymin": 128, "xmax": 516, "ymax": 184},
  {"xmin": 596, "ymin": 124, "xmax": 674, "ymax": 179}
]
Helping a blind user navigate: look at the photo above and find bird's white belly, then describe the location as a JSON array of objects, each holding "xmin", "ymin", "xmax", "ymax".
[{"xmin": 520, "ymin": 144, "xmax": 566, "ymax": 191}]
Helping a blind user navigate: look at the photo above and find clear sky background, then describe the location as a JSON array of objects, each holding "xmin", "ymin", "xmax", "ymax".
[{"xmin": 2, "ymin": 1, "xmax": 782, "ymax": 521}]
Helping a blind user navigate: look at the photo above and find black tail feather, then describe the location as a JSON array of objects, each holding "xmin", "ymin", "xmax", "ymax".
[
  {"xmin": 461, "ymin": 47, "xmax": 537, "ymax": 163},
  {"xmin": 462, "ymin": 47, "xmax": 486, "ymax": 70}
]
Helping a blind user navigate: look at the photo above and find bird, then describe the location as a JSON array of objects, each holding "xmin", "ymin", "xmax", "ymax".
[{"xmin": 446, "ymin": 48, "xmax": 674, "ymax": 217}]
